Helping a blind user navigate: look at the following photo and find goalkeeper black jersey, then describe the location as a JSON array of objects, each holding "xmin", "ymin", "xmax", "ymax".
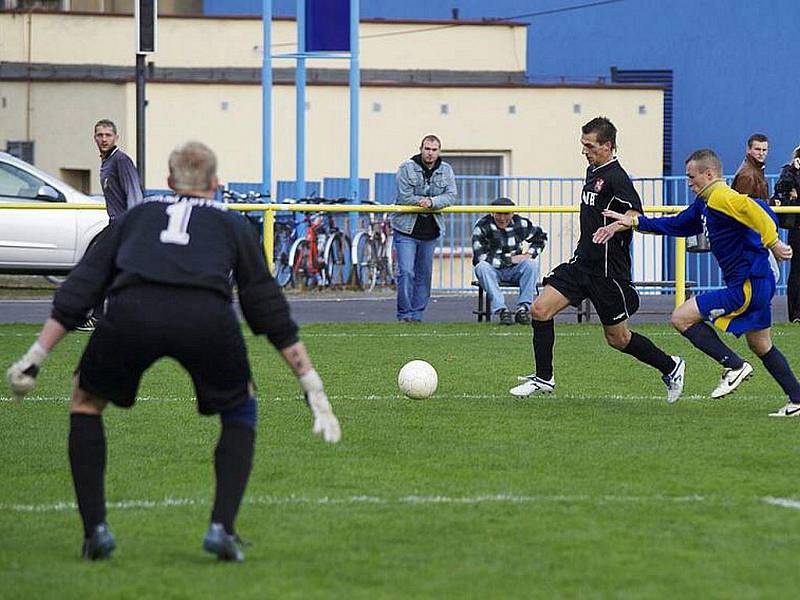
[{"xmin": 52, "ymin": 196, "xmax": 298, "ymax": 348}]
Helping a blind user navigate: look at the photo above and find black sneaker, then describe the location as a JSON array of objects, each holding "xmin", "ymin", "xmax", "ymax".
[
  {"xmin": 81, "ymin": 523, "xmax": 116, "ymax": 561},
  {"xmin": 496, "ymin": 308, "xmax": 514, "ymax": 325},
  {"xmin": 203, "ymin": 523, "xmax": 245, "ymax": 562},
  {"xmin": 514, "ymin": 306, "xmax": 531, "ymax": 325}
]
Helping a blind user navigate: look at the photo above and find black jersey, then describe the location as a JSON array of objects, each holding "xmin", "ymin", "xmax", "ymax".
[
  {"xmin": 52, "ymin": 196, "xmax": 298, "ymax": 349},
  {"xmin": 572, "ymin": 158, "xmax": 643, "ymax": 280}
]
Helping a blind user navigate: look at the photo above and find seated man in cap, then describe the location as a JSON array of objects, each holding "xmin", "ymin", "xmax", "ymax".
[{"xmin": 472, "ymin": 197, "xmax": 547, "ymax": 324}]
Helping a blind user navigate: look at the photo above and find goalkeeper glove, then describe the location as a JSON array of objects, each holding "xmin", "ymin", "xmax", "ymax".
[
  {"xmin": 6, "ymin": 341, "xmax": 48, "ymax": 401},
  {"xmin": 298, "ymin": 369, "xmax": 341, "ymax": 443}
]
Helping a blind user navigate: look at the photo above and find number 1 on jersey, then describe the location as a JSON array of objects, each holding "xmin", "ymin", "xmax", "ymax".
[{"xmin": 160, "ymin": 201, "xmax": 193, "ymax": 245}]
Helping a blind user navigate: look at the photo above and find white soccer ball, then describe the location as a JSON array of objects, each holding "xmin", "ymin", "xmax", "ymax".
[{"xmin": 398, "ymin": 360, "xmax": 438, "ymax": 399}]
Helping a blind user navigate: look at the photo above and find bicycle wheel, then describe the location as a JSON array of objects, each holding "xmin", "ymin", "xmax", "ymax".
[
  {"xmin": 383, "ymin": 233, "xmax": 398, "ymax": 287},
  {"xmin": 273, "ymin": 231, "xmax": 293, "ymax": 288},
  {"xmin": 352, "ymin": 231, "xmax": 378, "ymax": 291},
  {"xmin": 288, "ymin": 238, "xmax": 310, "ymax": 290},
  {"xmin": 323, "ymin": 232, "xmax": 352, "ymax": 287}
]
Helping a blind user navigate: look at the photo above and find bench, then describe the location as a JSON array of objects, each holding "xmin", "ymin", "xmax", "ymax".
[{"xmin": 472, "ymin": 280, "xmax": 695, "ymax": 323}]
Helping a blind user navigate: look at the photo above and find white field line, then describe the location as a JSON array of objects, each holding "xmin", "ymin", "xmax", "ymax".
[
  {"xmin": 1, "ymin": 493, "xmax": 711, "ymax": 514},
  {"xmin": 1, "ymin": 392, "xmax": 764, "ymax": 403},
  {"xmin": 762, "ymin": 497, "xmax": 800, "ymax": 510}
]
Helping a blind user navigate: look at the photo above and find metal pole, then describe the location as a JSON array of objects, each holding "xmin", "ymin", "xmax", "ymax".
[
  {"xmin": 135, "ymin": 53, "xmax": 146, "ymax": 188},
  {"xmin": 675, "ymin": 236, "xmax": 686, "ymax": 307},
  {"xmin": 295, "ymin": 0, "xmax": 306, "ymax": 200},
  {"xmin": 264, "ymin": 206, "xmax": 275, "ymax": 272},
  {"xmin": 348, "ymin": 0, "xmax": 360, "ymax": 237},
  {"xmin": 262, "ymin": 0, "xmax": 272, "ymax": 198}
]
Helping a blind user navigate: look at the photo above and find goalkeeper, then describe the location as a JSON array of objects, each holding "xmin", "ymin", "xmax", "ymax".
[
  {"xmin": 594, "ymin": 148, "xmax": 800, "ymax": 417},
  {"xmin": 6, "ymin": 141, "xmax": 341, "ymax": 563}
]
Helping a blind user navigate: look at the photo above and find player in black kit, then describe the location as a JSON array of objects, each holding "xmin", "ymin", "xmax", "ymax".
[
  {"xmin": 510, "ymin": 117, "xmax": 685, "ymax": 402},
  {"xmin": 6, "ymin": 141, "xmax": 341, "ymax": 563}
]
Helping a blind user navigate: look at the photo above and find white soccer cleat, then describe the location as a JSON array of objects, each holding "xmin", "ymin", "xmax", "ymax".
[
  {"xmin": 509, "ymin": 375, "xmax": 555, "ymax": 397},
  {"xmin": 662, "ymin": 356, "xmax": 686, "ymax": 404},
  {"xmin": 769, "ymin": 402, "xmax": 800, "ymax": 418},
  {"xmin": 710, "ymin": 361, "xmax": 753, "ymax": 399}
]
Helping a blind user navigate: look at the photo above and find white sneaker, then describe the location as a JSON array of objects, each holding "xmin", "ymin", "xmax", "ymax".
[
  {"xmin": 662, "ymin": 356, "xmax": 686, "ymax": 404},
  {"xmin": 710, "ymin": 361, "xmax": 753, "ymax": 398},
  {"xmin": 769, "ymin": 402, "xmax": 800, "ymax": 418},
  {"xmin": 510, "ymin": 375, "xmax": 555, "ymax": 397}
]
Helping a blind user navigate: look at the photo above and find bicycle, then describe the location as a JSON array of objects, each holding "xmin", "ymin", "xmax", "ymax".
[
  {"xmin": 351, "ymin": 199, "xmax": 395, "ymax": 291},
  {"xmin": 287, "ymin": 197, "xmax": 353, "ymax": 289},
  {"xmin": 223, "ymin": 188, "xmax": 295, "ymax": 287}
]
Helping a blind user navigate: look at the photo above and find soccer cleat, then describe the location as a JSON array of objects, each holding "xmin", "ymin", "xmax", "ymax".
[
  {"xmin": 710, "ymin": 361, "xmax": 753, "ymax": 399},
  {"xmin": 662, "ymin": 356, "xmax": 686, "ymax": 404},
  {"xmin": 203, "ymin": 523, "xmax": 245, "ymax": 562},
  {"xmin": 514, "ymin": 306, "xmax": 532, "ymax": 325},
  {"xmin": 81, "ymin": 523, "xmax": 116, "ymax": 561},
  {"xmin": 509, "ymin": 375, "xmax": 555, "ymax": 397},
  {"xmin": 769, "ymin": 402, "xmax": 800, "ymax": 418},
  {"xmin": 75, "ymin": 316, "xmax": 98, "ymax": 333}
]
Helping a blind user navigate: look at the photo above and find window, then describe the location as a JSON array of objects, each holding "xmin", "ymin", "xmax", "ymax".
[
  {"xmin": 0, "ymin": 163, "xmax": 47, "ymax": 200},
  {"xmin": 441, "ymin": 154, "xmax": 505, "ymax": 248}
]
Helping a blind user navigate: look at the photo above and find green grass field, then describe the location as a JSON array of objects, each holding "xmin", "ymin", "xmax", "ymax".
[{"xmin": 3, "ymin": 322, "xmax": 800, "ymax": 599}]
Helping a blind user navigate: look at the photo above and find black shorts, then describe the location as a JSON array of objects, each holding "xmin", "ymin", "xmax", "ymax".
[
  {"xmin": 543, "ymin": 262, "xmax": 640, "ymax": 326},
  {"xmin": 77, "ymin": 284, "xmax": 251, "ymax": 415}
]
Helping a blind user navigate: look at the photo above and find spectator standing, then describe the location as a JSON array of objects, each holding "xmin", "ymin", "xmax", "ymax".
[
  {"xmin": 6, "ymin": 141, "xmax": 340, "ymax": 562},
  {"xmin": 773, "ymin": 145, "xmax": 800, "ymax": 322},
  {"xmin": 76, "ymin": 119, "xmax": 144, "ymax": 332},
  {"xmin": 472, "ymin": 197, "xmax": 547, "ymax": 325},
  {"xmin": 732, "ymin": 133, "xmax": 769, "ymax": 200},
  {"xmin": 510, "ymin": 117, "xmax": 684, "ymax": 402},
  {"xmin": 391, "ymin": 135, "xmax": 456, "ymax": 322}
]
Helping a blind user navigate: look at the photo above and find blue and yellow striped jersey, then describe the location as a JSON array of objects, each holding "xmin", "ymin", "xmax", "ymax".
[{"xmin": 635, "ymin": 181, "xmax": 779, "ymax": 286}]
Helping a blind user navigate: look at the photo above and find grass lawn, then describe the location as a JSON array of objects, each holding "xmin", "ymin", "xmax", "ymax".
[{"xmin": 2, "ymin": 322, "xmax": 800, "ymax": 599}]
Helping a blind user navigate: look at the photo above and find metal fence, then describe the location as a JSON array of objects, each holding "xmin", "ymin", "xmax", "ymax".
[{"xmin": 430, "ymin": 174, "xmax": 788, "ymax": 294}]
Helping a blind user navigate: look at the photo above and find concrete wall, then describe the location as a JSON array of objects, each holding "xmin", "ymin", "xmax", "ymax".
[
  {"xmin": 0, "ymin": 12, "xmax": 526, "ymax": 72},
  {"xmin": 0, "ymin": 11, "xmax": 661, "ymax": 195}
]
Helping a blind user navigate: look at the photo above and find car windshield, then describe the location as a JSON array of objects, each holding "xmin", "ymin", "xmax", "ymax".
[{"xmin": 0, "ymin": 163, "xmax": 47, "ymax": 200}]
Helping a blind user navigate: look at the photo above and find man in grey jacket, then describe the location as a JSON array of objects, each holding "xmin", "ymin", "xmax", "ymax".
[{"xmin": 391, "ymin": 135, "xmax": 457, "ymax": 322}]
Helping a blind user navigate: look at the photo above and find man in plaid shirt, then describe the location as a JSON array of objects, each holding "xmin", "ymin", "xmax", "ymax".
[{"xmin": 472, "ymin": 198, "xmax": 547, "ymax": 324}]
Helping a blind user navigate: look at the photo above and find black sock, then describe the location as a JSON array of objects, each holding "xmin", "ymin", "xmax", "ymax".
[
  {"xmin": 759, "ymin": 346, "xmax": 800, "ymax": 403},
  {"xmin": 68, "ymin": 413, "xmax": 107, "ymax": 539},
  {"xmin": 532, "ymin": 319, "xmax": 555, "ymax": 381},
  {"xmin": 682, "ymin": 323, "xmax": 744, "ymax": 369},
  {"xmin": 620, "ymin": 331, "xmax": 677, "ymax": 375},
  {"xmin": 211, "ymin": 424, "xmax": 255, "ymax": 535}
]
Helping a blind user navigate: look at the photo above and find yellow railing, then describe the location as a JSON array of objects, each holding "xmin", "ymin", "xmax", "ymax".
[{"xmin": 6, "ymin": 202, "xmax": 800, "ymax": 310}]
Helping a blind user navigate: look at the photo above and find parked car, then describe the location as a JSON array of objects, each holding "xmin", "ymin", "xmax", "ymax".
[{"xmin": 0, "ymin": 152, "xmax": 108, "ymax": 276}]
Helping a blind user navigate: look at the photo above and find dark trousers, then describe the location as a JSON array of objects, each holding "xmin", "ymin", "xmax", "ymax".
[{"xmin": 788, "ymin": 229, "xmax": 800, "ymax": 322}]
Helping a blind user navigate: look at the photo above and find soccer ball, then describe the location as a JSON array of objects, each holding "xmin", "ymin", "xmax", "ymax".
[{"xmin": 398, "ymin": 360, "xmax": 438, "ymax": 399}]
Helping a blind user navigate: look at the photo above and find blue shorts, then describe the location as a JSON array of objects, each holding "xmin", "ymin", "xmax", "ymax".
[{"xmin": 696, "ymin": 277, "xmax": 775, "ymax": 337}]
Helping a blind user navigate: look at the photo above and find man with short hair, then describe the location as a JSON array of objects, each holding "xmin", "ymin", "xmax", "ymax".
[
  {"xmin": 392, "ymin": 135, "xmax": 457, "ymax": 322},
  {"xmin": 472, "ymin": 197, "xmax": 547, "ymax": 325},
  {"xmin": 732, "ymin": 133, "xmax": 769, "ymax": 200},
  {"xmin": 76, "ymin": 120, "xmax": 144, "ymax": 332},
  {"xmin": 510, "ymin": 116, "xmax": 685, "ymax": 403},
  {"xmin": 596, "ymin": 148, "xmax": 800, "ymax": 417},
  {"xmin": 6, "ymin": 141, "xmax": 341, "ymax": 562},
  {"xmin": 93, "ymin": 119, "xmax": 143, "ymax": 221}
]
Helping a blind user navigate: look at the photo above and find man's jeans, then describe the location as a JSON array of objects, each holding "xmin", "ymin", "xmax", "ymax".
[
  {"xmin": 394, "ymin": 231, "xmax": 438, "ymax": 321},
  {"xmin": 473, "ymin": 258, "xmax": 540, "ymax": 315}
]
